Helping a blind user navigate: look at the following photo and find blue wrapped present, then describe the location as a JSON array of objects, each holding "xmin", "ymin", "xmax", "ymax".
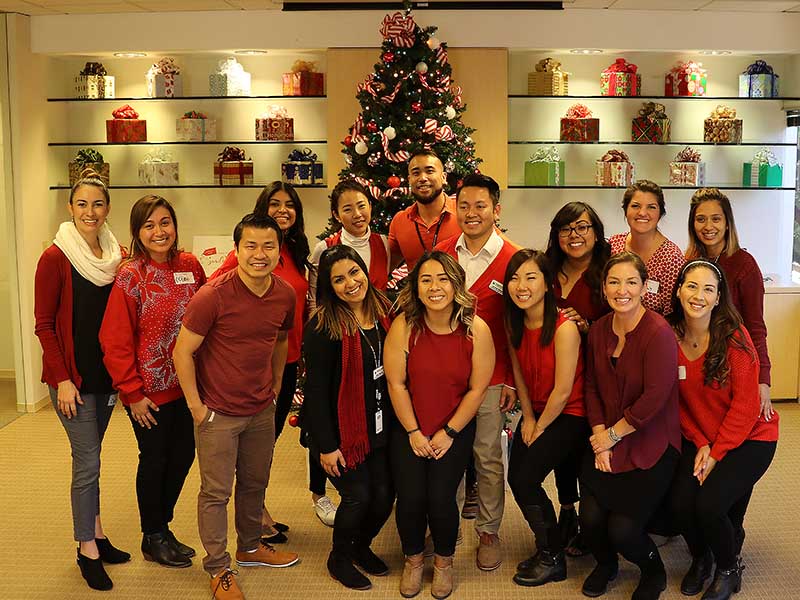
[
  {"xmin": 738, "ymin": 60, "xmax": 779, "ymax": 98},
  {"xmin": 281, "ymin": 148, "xmax": 323, "ymax": 185}
]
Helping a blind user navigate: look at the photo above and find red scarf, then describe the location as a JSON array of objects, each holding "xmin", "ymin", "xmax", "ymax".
[{"xmin": 326, "ymin": 231, "xmax": 389, "ymax": 290}]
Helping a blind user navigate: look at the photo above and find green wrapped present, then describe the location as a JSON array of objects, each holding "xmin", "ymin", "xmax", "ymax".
[
  {"xmin": 743, "ymin": 148, "xmax": 782, "ymax": 187},
  {"xmin": 525, "ymin": 147, "xmax": 565, "ymax": 186}
]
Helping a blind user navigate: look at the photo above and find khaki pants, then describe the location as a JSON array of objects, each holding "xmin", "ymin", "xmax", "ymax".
[{"xmin": 195, "ymin": 403, "xmax": 276, "ymax": 576}]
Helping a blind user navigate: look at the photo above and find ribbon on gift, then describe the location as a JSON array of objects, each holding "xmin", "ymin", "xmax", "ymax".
[
  {"xmin": 290, "ymin": 59, "xmax": 318, "ymax": 73},
  {"xmin": 745, "ymin": 60, "xmax": 774, "ymax": 75},
  {"xmin": 147, "ymin": 56, "xmax": 180, "ymax": 76},
  {"xmin": 675, "ymin": 146, "xmax": 701, "ymax": 162},
  {"xmin": 142, "ymin": 149, "xmax": 173, "ymax": 164},
  {"xmin": 80, "ymin": 62, "xmax": 107, "ymax": 76},
  {"xmin": 216, "ymin": 57, "xmax": 246, "ymax": 76},
  {"xmin": 218, "ymin": 146, "xmax": 247, "ymax": 162},
  {"xmin": 709, "ymin": 105, "xmax": 736, "ymax": 119},
  {"xmin": 670, "ymin": 60, "xmax": 706, "ymax": 76},
  {"xmin": 530, "ymin": 146, "xmax": 561, "ymax": 162},
  {"xmin": 263, "ymin": 104, "xmax": 289, "ymax": 119},
  {"xmin": 74, "ymin": 148, "xmax": 105, "ymax": 165},
  {"xmin": 565, "ymin": 104, "xmax": 593, "ymax": 119},
  {"xmin": 639, "ymin": 102, "xmax": 667, "ymax": 121},
  {"xmin": 600, "ymin": 149, "xmax": 630, "ymax": 162},
  {"xmin": 182, "ymin": 110, "xmax": 208, "ymax": 119},
  {"xmin": 287, "ymin": 148, "xmax": 317, "ymax": 163},
  {"xmin": 379, "ymin": 12, "xmax": 416, "ymax": 48},
  {"xmin": 535, "ymin": 58, "xmax": 564, "ymax": 73},
  {"xmin": 604, "ymin": 58, "xmax": 638, "ymax": 74},
  {"xmin": 752, "ymin": 147, "xmax": 779, "ymax": 167},
  {"xmin": 112, "ymin": 104, "xmax": 138, "ymax": 119}
]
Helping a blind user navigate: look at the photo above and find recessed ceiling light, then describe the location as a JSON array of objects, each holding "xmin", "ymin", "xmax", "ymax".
[
  {"xmin": 235, "ymin": 49, "xmax": 268, "ymax": 56},
  {"xmin": 699, "ymin": 50, "xmax": 732, "ymax": 56},
  {"xmin": 570, "ymin": 49, "xmax": 603, "ymax": 55},
  {"xmin": 113, "ymin": 52, "xmax": 147, "ymax": 58}
]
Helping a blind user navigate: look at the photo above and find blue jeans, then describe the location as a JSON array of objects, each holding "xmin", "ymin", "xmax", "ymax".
[{"xmin": 50, "ymin": 387, "xmax": 116, "ymax": 541}]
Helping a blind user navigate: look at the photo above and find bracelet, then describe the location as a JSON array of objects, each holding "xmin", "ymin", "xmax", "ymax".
[
  {"xmin": 406, "ymin": 428, "xmax": 420, "ymax": 435},
  {"xmin": 444, "ymin": 424, "xmax": 459, "ymax": 439},
  {"xmin": 504, "ymin": 384, "xmax": 517, "ymax": 391},
  {"xmin": 608, "ymin": 426, "xmax": 622, "ymax": 443}
]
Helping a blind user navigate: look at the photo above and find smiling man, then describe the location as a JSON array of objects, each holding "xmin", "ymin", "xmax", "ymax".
[{"xmin": 173, "ymin": 213, "xmax": 300, "ymax": 600}]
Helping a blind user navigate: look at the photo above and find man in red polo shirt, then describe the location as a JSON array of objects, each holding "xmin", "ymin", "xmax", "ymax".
[
  {"xmin": 388, "ymin": 150, "xmax": 461, "ymax": 271},
  {"xmin": 173, "ymin": 213, "xmax": 300, "ymax": 600}
]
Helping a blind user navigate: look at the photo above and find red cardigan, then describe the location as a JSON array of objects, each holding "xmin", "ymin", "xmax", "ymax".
[{"xmin": 678, "ymin": 328, "xmax": 779, "ymax": 462}]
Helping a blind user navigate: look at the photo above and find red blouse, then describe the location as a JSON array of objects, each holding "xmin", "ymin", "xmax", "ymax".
[
  {"xmin": 515, "ymin": 313, "xmax": 585, "ymax": 417},
  {"xmin": 553, "ymin": 272, "xmax": 610, "ymax": 325}
]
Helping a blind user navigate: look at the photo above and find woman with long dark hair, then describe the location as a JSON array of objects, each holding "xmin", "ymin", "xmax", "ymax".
[
  {"xmin": 303, "ymin": 245, "xmax": 395, "ymax": 590},
  {"xmin": 34, "ymin": 170, "xmax": 128, "ymax": 591},
  {"xmin": 503, "ymin": 249, "xmax": 588, "ymax": 589},
  {"xmin": 100, "ymin": 195, "xmax": 205, "ymax": 569},
  {"xmin": 668, "ymin": 259, "xmax": 778, "ymax": 600}
]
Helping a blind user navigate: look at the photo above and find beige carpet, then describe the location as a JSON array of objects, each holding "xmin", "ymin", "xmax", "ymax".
[{"xmin": 1, "ymin": 402, "xmax": 798, "ymax": 599}]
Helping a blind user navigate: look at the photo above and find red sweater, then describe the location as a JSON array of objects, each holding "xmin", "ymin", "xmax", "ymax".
[
  {"xmin": 211, "ymin": 245, "xmax": 307, "ymax": 363},
  {"xmin": 100, "ymin": 252, "xmax": 205, "ymax": 406},
  {"xmin": 678, "ymin": 328, "xmax": 779, "ymax": 462},
  {"xmin": 436, "ymin": 235, "xmax": 517, "ymax": 386},
  {"xmin": 717, "ymin": 249, "xmax": 771, "ymax": 386},
  {"xmin": 325, "ymin": 231, "xmax": 389, "ymax": 290}
]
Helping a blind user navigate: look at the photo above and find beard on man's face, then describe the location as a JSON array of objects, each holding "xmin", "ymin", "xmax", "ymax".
[{"xmin": 413, "ymin": 184, "xmax": 443, "ymax": 205}]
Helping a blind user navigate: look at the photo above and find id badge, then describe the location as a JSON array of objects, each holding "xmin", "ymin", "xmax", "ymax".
[
  {"xmin": 645, "ymin": 279, "xmax": 660, "ymax": 294},
  {"xmin": 375, "ymin": 409, "xmax": 384, "ymax": 434},
  {"xmin": 108, "ymin": 393, "xmax": 117, "ymax": 407},
  {"xmin": 373, "ymin": 365, "xmax": 384, "ymax": 380},
  {"xmin": 678, "ymin": 365, "xmax": 687, "ymax": 380},
  {"xmin": 174, "ymin": 271, "xmax": 196, "ymax": 285},
  {"xmin": 489, "ymin": 279, "xmax": 503, "ymax": 295}
]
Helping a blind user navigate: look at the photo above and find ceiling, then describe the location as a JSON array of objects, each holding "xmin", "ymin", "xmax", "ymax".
[{"xmin": 2, "ymin": 0, "xmax": 800, "ymax": 15}]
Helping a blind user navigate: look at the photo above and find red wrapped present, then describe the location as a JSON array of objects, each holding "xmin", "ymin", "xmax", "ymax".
[
  {"xmin": 282, "ymin": 60, "xmax": 324, "ymax": 96},
  {"xmin": 559, "ymin": 104, "xmax": 599, "ymax": 142},
  {"xmin": 631, "ymin": 102, "xmax": 671, "ymax": 143},
  {"xmin": 665, "ymin": 61, "xmax": 707, "ymax": 96},
  {"xmin": 595, "ymin": 149, "xmax": 634, "ymax": 187},
  {"xmin": 600, "ymin": 58, "xmax": 641, "ymax": 96},
  {"xmin": 105, "ymin": 104, "xmax": 146, "ymax": 143},
  {"xmin": 213, "ymin": 147, "xmax": 253, "ymax": 186},
  {"xmin": 256, "ymin": 105, "xmax": 294, "ymax": 141}
]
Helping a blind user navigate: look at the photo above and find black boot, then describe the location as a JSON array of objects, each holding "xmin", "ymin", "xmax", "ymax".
[
  {"xmin": 559, "ymin": 507, "xmax": 579, "ymax": 549},
  {"xmin": 582, "ymin": 560, "xmax": 619, "ymax": 597},
  {"xmin": 95, "ymin": 537, "xmax": 131, "ymax": 564},
  {"xmin": 141, "ymin": 532, "xmax": 192, "ymax": 568},
  {"xmin": 701, "ymin": 559, "xmax": 744, "ymax": 600},
  {"xmin": 513, "ymin": 505, "xmax": 567, "ymax": 587},
  {"xmin": 352, "ymin": 544, "xmax": 389, "ymax": 576},
  {"xmin": 77, "ymin": 548, "xmax": 113, "ymax": 591},
  {"xmin": 327, "ymin": 550, "xmax": 371, "ymax": 590},
  {"xmin": 632, "ymin": 550, "xmax": 667, "ymax": 600},
  {"xmin": 516, "ymin": 550, "xmax": 539, "ymax": 573},
  {"xmin": 513, "ymin": 550, "xmax": 566, "ymax": 587},
  {"xmin": 681, "ymin": 549, "xmax": 714, "ymax": 596},
  {"xmin": 164, "ymin": 528, "xmax": 196, "ymax": 558}
]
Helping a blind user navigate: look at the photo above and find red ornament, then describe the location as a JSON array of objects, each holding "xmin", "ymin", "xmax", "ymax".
[
  {"xmin": 387, "ymin": 175, "xmax": 401, "ymax": 188},
  {"xmin": 383, "ymin": 51, "xmax": 395, "ymax": 63},
  {"xmin": 344, "ymin": 135, "xmax": 352, "ymax": 146},
  {"xmin": 456, "ymin": 179, "xmax": 464, "ymax": 188},
  {"xmin": 411, "ymin": 101, "xmax": 423, "ymax": 113},
  {"xmin": 288, "ymin": 414, "xmax": 299, "ymax": 427},
  {"xmin": 367, "ymin": 121, "xmax": 378, "ymax": 133}
]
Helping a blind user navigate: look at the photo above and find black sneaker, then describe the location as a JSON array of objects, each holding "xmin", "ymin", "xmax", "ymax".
[
  {"xmin": 353, "ymin": 546, "xmax": 389, "ymax": 576},
  {"xmin": 582, "ymin": 561, "xmax": 619, "ymax": 597},
  {"xmin": 327, "ymin": 552, "xmax": 371, "ymax": 590},
  {"xmin": 77, "ymin": 548, "xmax": 113, "ymax": 591},
  {"xmin": 95, "ymin": 537, "xmax": 131, "ymax": 564}
]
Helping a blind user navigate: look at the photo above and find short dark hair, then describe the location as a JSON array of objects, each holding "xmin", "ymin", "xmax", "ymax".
[
  {"xmin": 457, "ymin": 173, "xmax": 500, "ymax": 206},
  {"xmin": 233, "ymin": 213, "xmax": 283, "ymax": 248},
  {"xmin": 330, "ymin": 179, "xmax": 373, "ymax": 215},
  {"xmin": 408, "ymin": 149, "xmax": 443, "ymax": 168},
  {"xmin": 622, "ymin": 180, "xmax": 665, "ymax": 217}
]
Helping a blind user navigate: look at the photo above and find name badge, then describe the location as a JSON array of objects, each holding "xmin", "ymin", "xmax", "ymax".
[
  {"xmin": 108, "ymin": 394, "xmax": 117, "ymax": 407},
  {"xmin": 174, "ymin": 271, "xmax": 196, "ymax": 285},
  {"xmin": 373, "ymin": 365, "xmax": 384, "ymax": 380},
  {"xmin": 375, "ymin": 409, "xmax": 384, "ymax": 434},
  {"xmin": 489, "ymin": 279, "xmax": 503, "ymax": 295},
  {"xmin": 645, "ymin": 279, "xmax": 660, "ymax": 294},
  {"xmin": 678, "ymin": 365, "xmax": 687, "ymax": 380}
]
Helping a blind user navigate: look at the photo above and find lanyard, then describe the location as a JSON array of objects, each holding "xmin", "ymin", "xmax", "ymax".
[
  {"xmin": 414, "ymin": 217, "xmax": 444, "ymax": 253},
  {"xmin": 358, "ymin": 324, "xmax": 383, "ymax": 406}
]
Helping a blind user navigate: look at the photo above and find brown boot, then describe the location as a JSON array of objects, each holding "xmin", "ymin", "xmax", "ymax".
[
  {"xmin": 210, "ymin": 569, "xmax": 245, "ymax": 600},
  {"xmin": 400, "ymin": 553, "xmax": 424, "ymax": 598},
  {"xmin": 431, "ymin": 554, "xmax": 454, "ymax": 599}
]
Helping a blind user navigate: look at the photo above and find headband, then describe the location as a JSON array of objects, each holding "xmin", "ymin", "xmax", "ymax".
[{"xmin": 680, "ymin": 259, "xmax": 723, "ymax": 282}]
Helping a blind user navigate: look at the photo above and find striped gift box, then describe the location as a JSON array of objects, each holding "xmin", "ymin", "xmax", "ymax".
[{"xmin": 213, "ymin": 160, "xmax": 253, "ymax": 186}]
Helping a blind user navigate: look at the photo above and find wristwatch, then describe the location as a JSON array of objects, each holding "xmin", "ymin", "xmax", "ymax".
[
  {"xmin": 608, "ymin": 426, "xmax": 622, "ymax": 443},
  {"xmin": 444, "ymin": 424, "xmax": 459, "ymax": 439}
]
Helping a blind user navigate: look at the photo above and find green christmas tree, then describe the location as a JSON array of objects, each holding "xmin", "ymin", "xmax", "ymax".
[{"xmin": 337, "ymin": 5, "xmax": 482, "ymax": 235}]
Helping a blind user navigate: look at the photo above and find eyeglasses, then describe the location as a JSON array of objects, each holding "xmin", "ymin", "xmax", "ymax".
[{"xmin": 558, "ymin": 223, "xmax": 593, "ymax": 238}]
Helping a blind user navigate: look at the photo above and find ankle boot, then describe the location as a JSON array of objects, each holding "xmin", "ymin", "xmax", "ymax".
[
  {"xmin": 513, "ymin": 550, "xmax": 566, "ymax": 587},
  {"xmin": 352, "ymin": 544, "xmax": 389, "ymax": 576},
  {"xmin": 431, "ymin": 554, "xmax": 454, "ymax": 599},
  {"xmin": 516, "ymin": 504, "xmax": 566, "ymax": 587},
  {"xmin": 164, "ymin": 528, "xmax": 196, "ymax": 558},
  {"xmin": 632, "ymin": 550, "xmax": 667, "ymax": 600},
  {"xmin": 582, "ymin": 560, "xmax": 619, "ymax": 598},
  {"xmin": 77, "ymin": 548, "xmax": 113, "ymax": 591},
  {"xmin": 141, "ymin": 532, "xmax": 192, "ymax": 568},
  {"xmin": 516, "ymin": 550, "xmax": 539, "ymax": 573},
  {"xmin": 400, "ymin": 553, "xmax": 424, "ymax": 598},
  {"xmin": 327, "ymin": 550, "xmax": 371, "ymax": 590},
  {"xmin": 681, "ymin": 549, "xmax": 714, "ymax": 596},
  {"xmin": 95, "ymin": 537, "xmax": 131, "ymax": 564},
  {"xmin": 701, "ymin": 559, "xmax": 744, "ymax": 600},
  {"xmin": 558, "ymin": 507, "xmax": 579, "ymax": 549}
]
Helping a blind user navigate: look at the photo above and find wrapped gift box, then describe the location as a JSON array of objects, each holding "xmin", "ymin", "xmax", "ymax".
[
  {"xmin": 601, "ymin": 58, "xmax": 641, "ymax": 96},
  {"xmin": 149, "ymin": 73, "xmax": 183, "ymax": 98},
  {"xmin": 524, "ymin": 161, "xmax": 565, "ymax": 186},
  {"xmin": 256, "ymin": 117, "xmax": 294, "ymax": 141},
  {"xmin": 665, "ymin": 61, "xmax": 707, "ymax": 96},
  {"xmin": 743, "ymin": 162, "xmax": 782, "ymax": 187},
  {"xmin": 176, "ymin": 116, "xmax": 217, "ymax": 142},
  {"xmin": 75, "ymin": 75, "xmax": 115, "ymax": 99},
  {"xmin": 214, "ymin": 160, "xmax": 254, "ymax": 186},
  {"xmin": 560, "ymin": 118, "xmax": 599, "ymax": 142},
  {"xmin": 281, "ymin": 160, "xmax": 323, "ymax": 185},
  {"xmin": 210, "ymin": 57, "xmax": 252, "ymax": 96},
  {"xmin": 139, "ymin": 161, "xmax": 179, "ymax": 186},
  {"xmin": 596, "ymin": 150, "xmax": 634, "ymax": 187},
  {"xmin": 739, "ymin": 60, "xmax": 779, "ymax": 98},
  {"xmin": 282, "ymin": 72, "xmax": 324, "ymax": 96},
  {"xmin": 703, "ymin": 106, "xmax": 742, "ymax": 144},
  {"xmin": 68, "ymin": 161, "xmax": 110, "ymax": 186},
  {"xmin": 527, "ymin": 58, "xmax": 569, "ymax": 95},
  {"xmin": 669, "ymin": 162, "xmax": 706, "ymax": 186},
  {"xmin": 632, "ymin": 102, "xmax": 671, "ymax": 143},
  {"xmin": 106, "ymin": 119, "xmax": 146, "ymax": 143}
]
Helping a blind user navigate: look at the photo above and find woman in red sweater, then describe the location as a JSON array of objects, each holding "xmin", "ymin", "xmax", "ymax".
[
  {"xmin": 668, "ymin": 259, "xmax": 778, "ymax": 600},
  {"xmin": 100, "ymin": 195, "xmax": 205, "ymax": 568},
  {"xmin": 685, "ymin": 188, "xmax": 772, "ymax": 421},
  {"xmin": 34, "ymin": 170, "xmax": 128, "ymax": 591}
]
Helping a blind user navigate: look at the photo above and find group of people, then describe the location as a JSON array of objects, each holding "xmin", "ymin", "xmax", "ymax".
[{"xmin": 35, "ymin": 149, "xmax": 778, "ymax": 600}]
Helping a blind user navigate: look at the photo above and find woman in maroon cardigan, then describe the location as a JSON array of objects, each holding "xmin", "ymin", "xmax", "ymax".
[
  {"xmin": 579, "ymin": 251, "xmax": 681, "ymax": 600},
  {"xmin": 685, "ymin": 188, "xmax": 773, "ymax": 422}
]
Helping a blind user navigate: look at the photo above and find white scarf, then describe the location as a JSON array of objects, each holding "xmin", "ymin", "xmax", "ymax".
[{"xmin": 53, "ymin": 221, "xmax": 122, "ymax": 286}]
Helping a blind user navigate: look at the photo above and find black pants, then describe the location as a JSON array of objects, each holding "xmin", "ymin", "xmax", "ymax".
[
  {"xmin": 125, "ymin": 398, "xmax": 195, "ymax": 534},
  {"xmin": 670, "ymin": 437, "xmax": 776, "ymax": 570},
  {"xmin": 391, "ymin": 420, "xmax": 476, "ymax": 557},
  {"xmin": 323, "ymin": 447, "xmax": 395, "ymax": 555}
]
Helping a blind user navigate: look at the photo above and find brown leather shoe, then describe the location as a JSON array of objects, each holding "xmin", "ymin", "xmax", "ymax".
[
  {"xmin": 431, "ymin": 554, "xmax": 454, "ymax": 599},
  {"xmin": 399, "ymin": 553, "xmax": 424, "ymax": 598},
  {"xmin": 210, "ymin": 569, "xmax": 245, "ymax": 600},
  {"xmin": 235, "ymin": 542, "xmax": 299, "ymax": 568},
  {"xmin": 476, "ymin": 532, "xmax": 502, "ymax": 571}
]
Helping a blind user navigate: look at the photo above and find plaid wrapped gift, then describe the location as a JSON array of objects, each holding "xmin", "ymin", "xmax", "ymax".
[
  {"xmin": 256, "ymin": 105, "xmax": 294, "ymax": 141},
  {"xmin": 524, "ymin": 146, "xmax": 564, "ymax": 186},
  {"xmin": 281, "ymin": 148, "xmax": 323, "ymax": 185},
  {"xmin": 138, "ymin": 149, "xmax": 179, "ymax": 186},
  {"xmin": 631, "ymin": 102, "xmax": 671, "ymax": 143},
  {"xmin": 668, "ymin": 147, "xmax": 706, "ymax": 186},
  {"xmin": 214, "ymin": 147, "xmax": 253, "ymax": 186},
  {"xmin": 738, "ymin": 60, "xmax": 779, "ymax": 98},
  {"xmin": 743, "ymin": 148, "xmax": 783, "ymax": 187},
  {"xmin": 600, "ymin": 58, "xmax": 641, "ymax": 96},
  {"xmin": 68, "ymin": 148, "xmax": 110, "ymax": 186},
  {"xmin": 665, "ymin": 61, "xmax": 707, "ymax": 96},
  {"xmin": 106, "ymin": 105, "xmax": 147, "ymax": 143},
  {"xmin": 527, "ymin": 58, "xmax": 569, "ymax": 96},
  {"xmin": 703, "ymin": 105, "xmax": 742, "ymax": 144},
  {"xmin": 209, "ymin": 57, "xmax": 251, "ymax": 97},
  {"xmin": 74, "ymin": 62, "xmax": 114, "ymax": 99},
  {"xmin": 596, "ymin": 149, "xmax": 634, "ymax": 187},
  {"xmin": 146, "ymin": 57, "xmax": 182, "ymax": 98},
  {"xmin": 560, "ymin": 104, "xmax": 599, "ymax": 142},
  {"xmin": 176, "ymin": 111, "xmax": 217, "ymax": 142},
  {"xmin": 282, "ymin": 60, "xmax": 324, "ymax": 96}
]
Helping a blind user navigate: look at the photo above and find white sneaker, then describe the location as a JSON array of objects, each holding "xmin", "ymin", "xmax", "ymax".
[{"xmin": 313, "ymin": 495, "xmax": 337, "ymax": 527}]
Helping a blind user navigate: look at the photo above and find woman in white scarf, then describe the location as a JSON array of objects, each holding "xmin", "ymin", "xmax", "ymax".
[{"xmin": 33, "ymin": 169, "xmax": 127, "ymax": 592}]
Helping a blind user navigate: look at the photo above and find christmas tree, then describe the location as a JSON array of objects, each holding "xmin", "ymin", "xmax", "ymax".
[{"xmin": 337, "ymin": 4, "xmax": 482, "ymax": 235}]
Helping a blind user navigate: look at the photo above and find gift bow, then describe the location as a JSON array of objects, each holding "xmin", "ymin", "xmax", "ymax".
[
  {"xmin": 80, "ymin": 62, "xmax": 107, "ymax": 76},
  {"xmin": 605, "ymin": 58, "xmax": 638, "ymax": 73},
  {"xmin": 675, "ymin": 146, "xmax": 701, "ymax": 162},
  {"xmin": 216, "ymin": 57, "xmax": 246, "ymax": 76},
  {"xmin": 218, "ymin": 146, "xmax": 247, "ymax": 162},
  {"xmin": 753, "ymin": 147, "xmax": 779, "ymax": 167},
  {"xmin": 535, "ymin": 58, "xmax": 563, "ymax": 73},
  {"xmin": 639, "ymin": 102, "xmax": 667, "ymax": 120},
  {"xmin": 142, "ymin": 149, "xmax": 173, "ymax": 163},
  {"xmin": 710, "ymin": 105, "xmax": 736, "ymax": 119},
  {"xmin": 148, "ymin": 57, "xmax": 180, "ymax": 76},
  {"xmin": 291, "ymin": 60, "xmax": 318, "ymax": 73},
  {"xmin": 379, "ymin": 12, "xmax": 416, "ymax": 48},
  {"xmin": 262, "ymin": 105, "xmax": 288, "ymax": 119},
  {"xmin": 600, "ymin": 149, "xmax": 630, "ymax": 163},
  {"xmin": 530, "ymin": 146, "xmax": 561, "ymax": 162},
  {"xmin": 565, "ymin": 104, "xmax": 593, "ymax": 119},
  {"xmin": 670, "ymin": 60, "xmax": 706, "ymax": 75},
  {"xmin": 287, "ymin": 148, "xmax": 318, "ymax": 162},
  {"xmin": 182, "ymin": 110, "xmax": 208, "ymax": 119},
  {"xmin": 112, "ymin": 104, "xmax": 138, "ymax": 119},
  {"xmin": 74, "ymin": 148, "xmax": 105, "ymax": 165},
  {"xmin": 745, "ymin": 60, "xmax": 775, "ymax": 75}
]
